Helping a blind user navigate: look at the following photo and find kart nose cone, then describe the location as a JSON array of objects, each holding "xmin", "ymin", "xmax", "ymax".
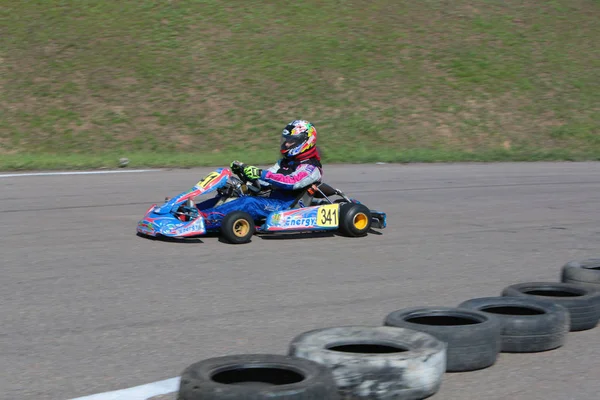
[{"xmin": 137, "ymin": 219, "xmax": 157, "ymax": 236}]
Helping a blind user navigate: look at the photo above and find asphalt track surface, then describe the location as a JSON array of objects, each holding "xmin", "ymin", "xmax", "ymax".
[{"xmin": 2, "ymin": 162, "xmax": 600, "ymax": 400}]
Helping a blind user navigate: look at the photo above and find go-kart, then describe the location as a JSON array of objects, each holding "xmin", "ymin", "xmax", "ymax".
[{"xmin": 136, "ymin": 166, "xmax": 387, "ymax": 244}]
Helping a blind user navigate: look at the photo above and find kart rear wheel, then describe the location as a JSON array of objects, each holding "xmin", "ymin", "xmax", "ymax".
[
  {"xmin": 338, "ymin": 203, "xmax": 371, "ymax": 237},
  {"xmin": 221, "ymin": 211, "xmax": 255, "ymax": 244}
]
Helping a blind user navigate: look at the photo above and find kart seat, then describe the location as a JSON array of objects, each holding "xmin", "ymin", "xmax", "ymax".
[
  {"xmin": 312, "ymin": 183, "xmax": 338, "ymax": 198},
  {"xmin": 288, "ymin": 187, "xmax": 313, "ymax": 209},
  {"xmin": 288, "ymin": 182, "xmax": 339, "ymax": 209}
]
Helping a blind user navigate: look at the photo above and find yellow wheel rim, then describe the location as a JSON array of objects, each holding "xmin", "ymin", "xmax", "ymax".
[
  {"xmin": 233, "ymin": 219, "xmax": 250, "ymax": 237},
  {"xmin": 353, "ymin": 213, "xmax": 369, "ymax": 230}
]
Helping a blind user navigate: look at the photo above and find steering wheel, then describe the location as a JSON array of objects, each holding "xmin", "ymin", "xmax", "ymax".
[{"xmin": 230, "ymin": 161, "xmax": 263, "ymax": 194}]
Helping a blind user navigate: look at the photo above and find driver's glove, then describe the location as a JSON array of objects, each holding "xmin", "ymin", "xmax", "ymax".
[
  {"xmin": 243, "ymin": 165, "xmax": 262, "ymax": 180},
  {"xmin": 230, "ymin": 160, "xmax": 244, "ymax": 174}
]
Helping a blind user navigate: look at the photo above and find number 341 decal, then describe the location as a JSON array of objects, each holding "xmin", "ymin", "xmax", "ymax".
[{"xmin": 317, "ymin": 204, "xmax": 339, "ymax": 227}]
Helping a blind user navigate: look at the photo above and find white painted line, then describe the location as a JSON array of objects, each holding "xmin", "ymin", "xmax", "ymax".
[
  {"xmin": 0, "ymin": 169, "xmax": 160, "ymax": 178},
  {"xmin": 69, "ymin": 376, "xmax": 180, "ymax": 400}
]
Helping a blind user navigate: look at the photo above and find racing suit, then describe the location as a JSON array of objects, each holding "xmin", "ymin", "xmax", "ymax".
[{"xmin": 196, "ymin": 156, "xmax": 323, "ymax": 229}]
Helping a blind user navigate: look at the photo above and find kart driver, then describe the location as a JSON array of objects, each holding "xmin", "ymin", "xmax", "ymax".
[{"xmin": 196, "ymin": 119, "xmax": 323, "ymax": 228}]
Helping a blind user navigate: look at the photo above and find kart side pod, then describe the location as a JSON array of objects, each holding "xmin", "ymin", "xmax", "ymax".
[
  {"xmin": 261, "ymin": 204, "xmax": 341, "ymax": 233},
  {"xmin": 259, "ymin": 202, "xmax": 386, "ymax": 236}
]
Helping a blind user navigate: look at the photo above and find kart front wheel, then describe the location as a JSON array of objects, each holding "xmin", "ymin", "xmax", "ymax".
[
  {"xmin": 339, "ymin": 203, "xmax": 372, "ymax": 237},
  {"xmin": 221, "ymin": 211, "xmax": 255, "ymax": 244}
]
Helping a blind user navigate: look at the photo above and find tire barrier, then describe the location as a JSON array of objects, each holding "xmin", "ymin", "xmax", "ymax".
[
  {"xmin": 561, "ymin": 259, "xmax": 600, "ymax": 289},
  {"xmin": 177, "ymin": 354, "xmax": 340, "ymax": 400},
  {"xmin": 383, "ymin": 307, "xmax": 501, "ymax": 372},
  {"xmin": 287, "ymin": 326, "xmax": 446, "ymax": 400},
  {"xmin": 173, "ymin": 257, "xmax": 600, "ymax": 400},
  {"xmin": 457, "ymin": 296, "xmax": 570, "ymax": 353},
  {"xmin": 501, "ymin": 281, "xmax": 600, "ymax": 331}
]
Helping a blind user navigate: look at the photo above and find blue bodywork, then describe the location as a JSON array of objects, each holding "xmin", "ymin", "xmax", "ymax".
[{"xmin": 137, "ymin": 168, "xmax": 230, "ymax": 238}]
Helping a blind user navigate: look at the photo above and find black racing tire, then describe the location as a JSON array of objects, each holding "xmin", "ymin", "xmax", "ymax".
[
  {"xmin": 561, "ymin": 259, "xmax": 600, "ymax": 288},
  {"xmin": 383, "ymin": 306, "xmax": 501, "ymax": 372},
  {"xmin": 220, "ymin": 211, "xmax": 255, "ymax": 244},
  {"xmin": 177, "ymin": 354, "xmax": 340, "ymax": 400},
  {"xmin": 288, "ymin": 326, "xmax": 446, "ymax": 400},
  {"xmin": 501, "ymin": 282, "xmax": 600, "ymax": 332},
  {"xmin": 457, "ymin": 296, "xmax": 570, "ymax": 353},
  {"xmin": 338, "ymin": 203, "xmax": 372, "ymax": 237}
]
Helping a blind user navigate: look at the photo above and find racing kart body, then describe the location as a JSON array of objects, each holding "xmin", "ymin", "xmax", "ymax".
[{"xmin": 136, "ymin": 166, "xmax": 386, "ymax": 244}]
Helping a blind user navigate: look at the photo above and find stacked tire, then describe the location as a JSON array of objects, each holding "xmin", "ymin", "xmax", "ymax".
[
  {"xmin": 177, "ymin": 354, "xmax": 340, "ymax": 400},
  {"xmin": 561, "ymin": 258, "xmax": 600, "ymax": 289},
  {"xmin": 457, "ymin": 297, "xmax": 570, "ymax": 352},
  {"xmin": 500, "ymin": 281, "xmax": 600, "ymax": 331},
  {"xmin": 383, "ymin": 307, "xmax": 501, "ymax": 372},
  {"xmin": 288, "ymin": 326, "xmax": 446, "ymax": 400}
]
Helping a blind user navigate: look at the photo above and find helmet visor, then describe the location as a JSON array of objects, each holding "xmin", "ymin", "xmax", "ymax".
[{"xmin": 280, "ymin": 132, "xmax": 307, "ymax": 151}]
